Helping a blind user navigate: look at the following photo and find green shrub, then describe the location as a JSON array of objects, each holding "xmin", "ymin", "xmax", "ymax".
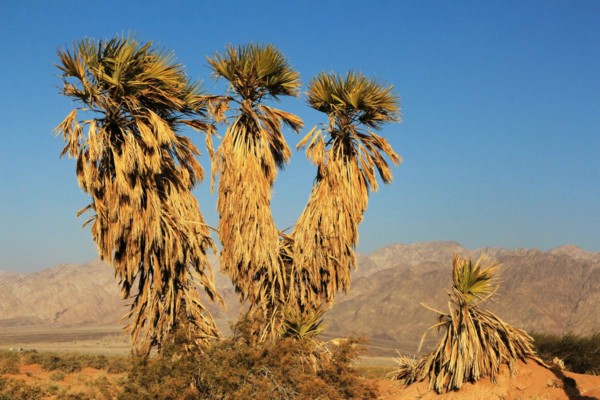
[{"xmin": 532, "ymin": 332, "xmax": 600, "ymax": 375}]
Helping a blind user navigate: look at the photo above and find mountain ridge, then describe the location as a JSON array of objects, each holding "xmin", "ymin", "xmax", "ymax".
[{"xmin": 2, "ymin": 242, "xmax": 599, "ymax": 355}]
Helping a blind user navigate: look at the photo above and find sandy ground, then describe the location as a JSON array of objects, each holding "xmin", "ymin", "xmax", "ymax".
[
  {"xmin": 0, "ymin": 325, "xmax": 131, "ymax": 355},
  {"xmin": 377, "ymin": 361, "xmax": 600, "ymax": 400}
]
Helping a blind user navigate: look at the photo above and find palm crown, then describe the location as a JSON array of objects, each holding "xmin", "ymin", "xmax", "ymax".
[
  {"xmin": 300, "ymin": 71, "xmax": 401, "ymax": 190},
  {"xmin": 208, "ymin": 44, "xmax": 300, "ymax": 103}
]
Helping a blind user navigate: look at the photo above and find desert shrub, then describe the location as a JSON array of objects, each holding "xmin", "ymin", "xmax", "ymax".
[
  {"xmin": 118, "ymin": 353, "xmax": 198, "ymax": 400},
  {"xmin": 49, "ymin": 371, "xmax": 66, "ymax": 381},
  {"xmin": 21, "ymin": 351, "xmax": 130, "ymax": 374},
  {"xmin": 48, "ymin": 385, "xmax": 60, "ymax": 395},
  {"xmin": 103, "ymin": 356, "xmax": 130, "ymax": 374},
  {"xmin": 0, "ymin": 376, "xmax": 47, "ymax": 400},
  {"xmin": 22, "ymin": 352, "xmax": 83, "ymax": 373},
  {"xmin": 88, "ymin": 375, "xmax": 119, "ymax": 399},
  {"xmin": 532, "ymin": 332, "xmax": 600, "ymax": 375},
  {"xmin": 119, "ymin": 336, "xmax": 376, "ymax": 400},
  {"xmin": 0, "ymin": 352, "xmax": 20, "ymax": 374}
]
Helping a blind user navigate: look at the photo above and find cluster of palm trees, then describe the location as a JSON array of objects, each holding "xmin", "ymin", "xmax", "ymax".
[{"xmin": 55, "ymin": 35, "xmax": 401, "ymax": 354}]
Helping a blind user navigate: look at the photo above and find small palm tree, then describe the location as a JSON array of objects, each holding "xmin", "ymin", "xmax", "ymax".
[
  {"xmin": 207, "ymin": 44, "xmax": 303, "ymax": 339},
  {"xmin": 394, "ymin": 254, "xmax": 543, "ymax": 393},
  {"xmin": 290, "ymin": 71, "xmax": 401, "ymax": 309},
  {"xmin": 280, "ymin": 305, "xmax": 328, "ymax": 341},
  {"xmin": 55, "ymin": 35, "xmax": 222, "ymax": 355}
]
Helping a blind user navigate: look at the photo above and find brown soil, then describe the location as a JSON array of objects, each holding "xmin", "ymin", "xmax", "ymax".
[{"xmin": 376, "ymin": 361, "xmax": 600, "ymax": 400}]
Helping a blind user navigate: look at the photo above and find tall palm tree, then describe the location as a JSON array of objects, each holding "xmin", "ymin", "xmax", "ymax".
[
  {"xmin": 207, "ymin": 44, "xmax": 303, "ymax": 339},
  {"xmin": 394, "ymin": 254, "xmax": 543, "ymax": 393},
  {"xmin": 55, "ymin": 35, "xmax": 222, "ymax": 355},
  {"xmin": 290, "ymin": 71, "xmax": 401, "ymax": 309}
]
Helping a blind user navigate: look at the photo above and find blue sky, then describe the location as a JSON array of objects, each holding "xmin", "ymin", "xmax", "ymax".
[{"xmin": 0, "ymin": 1, "xmax": 598, "ymax": 272}]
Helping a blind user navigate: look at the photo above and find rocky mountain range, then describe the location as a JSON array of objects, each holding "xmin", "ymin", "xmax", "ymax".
[{"xmin": 1, "ymin": 242, "xmax": 599, "ymax": 355}]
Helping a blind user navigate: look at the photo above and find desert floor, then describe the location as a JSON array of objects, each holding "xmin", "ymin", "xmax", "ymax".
[{"xmin": 2, "ymin": 327, "xmax": 599, "ymax": 399}]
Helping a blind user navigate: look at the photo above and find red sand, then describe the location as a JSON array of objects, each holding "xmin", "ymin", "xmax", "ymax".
[{"xmin": 376, "ymin": 361, "xmax": 600, "ymax": 400}]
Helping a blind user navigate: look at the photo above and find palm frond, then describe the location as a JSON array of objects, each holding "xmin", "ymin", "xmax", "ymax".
[{"xmin": 307, "ymin": 71, "xmax": 400, "ymax": 129}]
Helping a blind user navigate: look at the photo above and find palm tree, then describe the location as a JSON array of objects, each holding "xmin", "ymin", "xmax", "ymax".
[
  {"xmin": 55, "ymin": 35, "xmax": 222, "ymax": 355},
  {"xmin": 289, "ymin": 71, "xmax": 401, "ymax": 310},
  {"xmin": 207, "ymin": 44, "xmax": 303, "ymax": 339},
  {"xmin": 394, "ymin": 254, "xmax": 543, "ymax": 393}
]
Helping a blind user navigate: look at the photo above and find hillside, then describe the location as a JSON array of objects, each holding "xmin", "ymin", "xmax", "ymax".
[{"xmin": 1, "ymin": 242, "xmax": 599, "ymax": 355}]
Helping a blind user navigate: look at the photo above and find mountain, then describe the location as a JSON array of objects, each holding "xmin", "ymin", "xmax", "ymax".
[
  {"xmin": 1, "ymin": 242, "xmax": 599, "ymax": 355},
  {"xmin": 328, "ymin": 242, "xmax": 600, "ymax": 354}
]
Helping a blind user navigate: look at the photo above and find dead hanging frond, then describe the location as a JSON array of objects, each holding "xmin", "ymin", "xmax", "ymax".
[
  {"xmin": 55, "ymin": 34, "xmax": 222, "ymax": 355},
  {"xmin": 290, "ymin": 71, "xmax": 401, "ymax": 310},
  {"xmin": 393, "ymin": 254, "xmax": 545, "ymax": 394},
  {"xmin": 207, "ymin": 43, "xmax": 302, "ymax": 339}
]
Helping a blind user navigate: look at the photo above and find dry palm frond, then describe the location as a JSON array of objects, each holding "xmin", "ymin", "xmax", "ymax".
[
  {"xmin": 392, "ymin": 355, "xmax": 424, "ymax": 384},
  {"xmin": 290, "ymin": 71, "xmax": 401, "ymax": 309},
  {"xmin": 55, "ymin": 34, "xmax": 222, "ymax": 355},
  {"xmin": 207, "ymin": 44, "xmax": 302, "ymax": 339},
  {"xmin": 394, "ymin": 254, "xmax": 544, "ymax": 393}
]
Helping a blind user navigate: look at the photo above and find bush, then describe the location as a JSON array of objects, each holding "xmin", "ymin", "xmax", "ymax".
[
  {"xmin": 0, "ymin": 376, "xmax": 47, "ymax": 400},
  {"xmin": 532, "ymin": 332, "xmax": 600, "ymax": 375},
  {"xmin": 21, "ymin": 351, "xmax": 130, "ymax": 374},
  {"xmin": 0, "ymin": 352, "xmax": 20, "ymax": 374},
  {"xmin": 120, "ymin": 336, "xmax": 377, "ymax": 400},
  {"xmin": 49, "ymin": 371, "xmax": 65, "ymax": 381}
]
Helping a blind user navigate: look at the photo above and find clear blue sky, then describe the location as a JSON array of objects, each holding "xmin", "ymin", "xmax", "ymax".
[{"xmin": 1, "ymin": 1, "xmax": 598, "ymax": 272}]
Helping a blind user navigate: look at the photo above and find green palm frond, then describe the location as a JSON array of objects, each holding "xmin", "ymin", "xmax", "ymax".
[
  {"xmin": 207, "ymin": 44, "xmax": 300, "ymax": 102},
  {"xmin": 302, "ymin": 71, "xmax": 401, "ymax": 190},
  {"xmin": 281, "ymin": 306, "xmax": 328, "ymax": 341},
  {"xmin": 55, "ymin": 34, "xmax": 221, "ymax": 355},
  {"xmin": 451, "ymin": 254, "xmax": 499, "ymax": 305},
  {"xmin": 307, "ymin": 71, "xmax": 400, "ymax": 129}
]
